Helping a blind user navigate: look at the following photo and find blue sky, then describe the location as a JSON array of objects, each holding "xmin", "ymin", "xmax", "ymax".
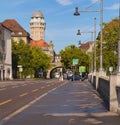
[{"xmin": 0, "ymin": 0, "xmax": 119, "ymax": 53}]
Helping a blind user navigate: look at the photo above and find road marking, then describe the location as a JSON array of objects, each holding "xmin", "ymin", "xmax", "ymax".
[
  {"xmin": 0, "ymin": 88, "xmax": 6, "ymax": 91},
  {"xmin": 12, "ymin": 86, "xmax": 19, "ymax": 88},
  {"xmin": 41, "ymin": 86, "xmax": 45, "ymax": 89},
  {"xmin": 0, "ymin": 93, "xmax": 48, "ymax": 125},
  {"xmin": 0, "ymin": 99, "xmax": 12, "ymax": 106},
  {"xmin": 22, "ymin": 84, "xmax": 27, "ymax": 86},
  {"xmin": 19, "ymin": 93, "xmax": 28, "ymax": 97},
  {"xmin": 0, "ymin": 81, "xmax": 68, "ymax": 125},
  {"xmin": 32, "ymin": 89, "xmax": 39, "ymax": 93}
]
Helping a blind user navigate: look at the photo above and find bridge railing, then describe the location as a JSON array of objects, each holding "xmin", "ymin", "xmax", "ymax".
[{"xmin": 89, "ymin": 73, "xmax": 120, "ymax": 114}]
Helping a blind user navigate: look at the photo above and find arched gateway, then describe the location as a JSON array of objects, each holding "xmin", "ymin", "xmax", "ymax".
[{"xmin": 46, "ymin": 63, "xmax": 63, "ymax": 79}]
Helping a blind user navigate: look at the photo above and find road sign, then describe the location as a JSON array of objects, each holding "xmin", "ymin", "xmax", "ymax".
[
  {"xmin": 72, "ymin": 58, "xmax": 78, "ymax": 65},
  {"xmin": 79, "ymin": 66, "xmax": 86, "ymax": 73}
]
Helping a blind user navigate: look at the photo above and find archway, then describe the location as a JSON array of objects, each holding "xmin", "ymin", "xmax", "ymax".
[{"xmin": 46, "ymin": 66, "xmax": 63, "ymax": 79}]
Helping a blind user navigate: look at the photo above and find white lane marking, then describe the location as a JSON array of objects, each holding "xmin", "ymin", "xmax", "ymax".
[
  {"xmin": 0, "ymin": 88, "xmax": 6, "ymax": 91},
  {"xmin": 0, "ymin": 81, "xmax": 67, "ymax": 125},
  {"xmin": 0, "ymin": 93, "xmax": 48, "ymax": 125},
  {"xmin": 44, "ymin": 112, "xmax": 118, "ymax": 117},
  {"xmin": 21, "ymin": 84, "xmax": 27, "ymax": 86},
  {"xmin": 12, "ymin": 86, "xmax": 19, "ymax": 88},
  {"xmin": 41, "ymin": 86, "xmax": 45, "ymax": 89}
]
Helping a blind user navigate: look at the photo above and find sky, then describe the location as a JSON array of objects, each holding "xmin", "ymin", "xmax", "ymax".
[{"xmin": 0, "ymin": 0, "xmax": 119, "ymax": 53}]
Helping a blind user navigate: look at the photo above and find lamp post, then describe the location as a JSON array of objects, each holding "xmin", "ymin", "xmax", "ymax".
[
  {"xmin": 74, "ymin": 0, "xmax": 103, "ymax": 72},
  {"xmin": 76, "ymin": 17, "xmax": 96, "ymax": 73},
  {"xmin": 118, "ymin": 3, "xmax": 120, "ymax": 73},
  {"xmin": 77, "ymin": 30, "xmax": 94, "ymax": 42},
  {"xmin": 77, "ymin": 29, "xmax": 94, "ymax": 72},
  {"xmin": 94, "ymin": 17, "xmax": 96, "ymax": 73}
]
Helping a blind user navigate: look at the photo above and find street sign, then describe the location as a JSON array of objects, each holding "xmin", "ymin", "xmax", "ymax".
[
  {"xmin": 109, "ymin": 67, "xmax": 113, "ymax": 72},
  {"xmin": 79, "ymin": 66, "xmax": 86, "ymax": 73},
  {"xmin": 19, "ymin": 67, "xmax": 23, "ymax": 72},
  {"xmin": 72, "ymin": 58, "xmax": 78, "ymax": 65}
]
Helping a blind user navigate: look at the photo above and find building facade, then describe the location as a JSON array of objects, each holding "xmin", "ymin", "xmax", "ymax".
[
  {"xmin": 2, "ymin": 19, "xmax": 30, "ymax": 44},
  {"xmin": 30, "ymin": 10, "xmax": 55, "ymax": 60},
  {"xmin": 30, "ymin": 10, "xmax": 46, "ymax": 41},
  {"xmin": 80, "ymin": 41, "xmax": 94, "ymax": 54},
  {"xmin": 0, "ymin": 23, "xmax": 12, "ymax": 80}
]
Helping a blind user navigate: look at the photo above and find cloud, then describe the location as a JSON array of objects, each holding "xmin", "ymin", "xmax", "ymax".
[
  {"xmin": 12, "ymin": 0, "xmax": 26, "ymax": 6},
  {"xmin": 56, "ymin": 0, "xmax": 72, "ymax": 6},
  {"xmin": 105, "ymin": 3, "xmax": 119, "ymax": 10},
  {"xmin": 91, "ymin": 0, "xmax": 98, "ymax": 3}
]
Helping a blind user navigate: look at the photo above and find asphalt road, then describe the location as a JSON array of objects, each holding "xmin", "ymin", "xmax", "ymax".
[
  {"xmin": 0, "ymin": 79, "xmax": 64, "ymax": 119},
  {"xmin": 0, "ymin": 79, "xmax": 120, "ymax": 125}
]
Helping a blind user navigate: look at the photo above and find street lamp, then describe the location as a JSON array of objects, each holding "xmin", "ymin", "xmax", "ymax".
[
  {"xmin": 77, "ymin": 30, "xmax": 94, "ymax": 45},
  {"xmin": 94, "ymin": 17, "xmax": 96, "ymax": 72},
  {"xmin": 74, "ymin": 0, "xmax": 103, "ymax": 72},
  {"xmin": 77, "ymin": 29, "xmax": 94, "ymax": 72},
  {"xmin": 118, "ymin": 3, "xmax": 120, "ymax": 73},
  {"xmin": 77, "ymin": 29, "xmax": 81, "ymax": 35}
]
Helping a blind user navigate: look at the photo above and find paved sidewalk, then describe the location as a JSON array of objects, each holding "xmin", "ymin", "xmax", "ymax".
[{"xmin": 1, "ymin": 80, "xmax": 120, "ymax": 125}]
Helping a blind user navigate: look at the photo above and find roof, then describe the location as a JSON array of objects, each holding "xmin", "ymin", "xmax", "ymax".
[
  {"xmin": 30, "ymin": 39, "xmax": 49, "ymax": 47},
  {"xmin": 0, "ymin": 23, "xmax": 12, "ymax": 32},
  {"xmin": 2, "ymin": 19, "xmax": 28, "ymax": 37},
  {"xmin": 31, "ymin": 10, "xmax": 44, "ymax": 18},
  {"xmin": 80, "ymin": 42, "xmax": 94, "ymax": 52}
]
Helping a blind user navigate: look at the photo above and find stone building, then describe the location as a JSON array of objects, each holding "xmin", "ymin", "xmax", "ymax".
[
  {"xmin": 0, "ymin": 23, "xmax": 12, "ymax": 80},
  {"xmin": 30, "ymin": 10, "xmax": 46, "ymax": 41},
  {"xmin": 30, "ymin": 10, "xmax": 55, "ymax": 60},
  {"xmin": 80, "ymin": 41, "xmax": 94, "ymax": 54}
]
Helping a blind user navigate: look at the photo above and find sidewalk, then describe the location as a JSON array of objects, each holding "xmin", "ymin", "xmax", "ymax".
[{"xmin": 1, "ymin": 80, "xmax": 120, "ymax": 125}]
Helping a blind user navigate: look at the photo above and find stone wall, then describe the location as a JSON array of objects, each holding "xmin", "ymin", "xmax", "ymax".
[
  {"xmin": 88, "ymin": 73, "xmax": 120, "ymax": 113},
  {"xmin": 93, "ymin": 76, "xmax": 96, "ymax": 89},
  {"xmin": 97, "ymin": 78, "xmax": 110, "ymax": 110},
  {"xmin": 116, "ymin": 86, "xmax": 120, "ymax": 114}
]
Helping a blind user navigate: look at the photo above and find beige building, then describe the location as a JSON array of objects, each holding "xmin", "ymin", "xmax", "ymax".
[
  {"xmin": 30, "ymin": 10, "xmax": 46, "ymax": 41},
  {"xmin": 80, "ymin": 41, "xmax": 94, "ymax": 54},
  {"xmin": 2, "ymin": 19, "xmax": 30, "ymax": 43},
  {"xmin": 30, "ymin": 10, "xmax": 55, "ymax": 60},
  {"xmin": 0, "ymin": 23, "xmax": 12, "ymax": 80}
]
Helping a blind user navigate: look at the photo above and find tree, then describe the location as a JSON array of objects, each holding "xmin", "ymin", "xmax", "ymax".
[
  {"xmin": 96, "ymin": 18, "xmax": 118, "ymax": 74},
  {"xmin": 12, "ymin": 39, "xmax": 51, "ymax": 78},
  {"xmin": 31, "ymin": 46, "xmax": 51, "ymax": 75},
  {"xmin": 12, "ymin": 39, "xmax": 34, "ymax": 78},
  {"xmin": 60, "ymin": 45, "xmax": 89, "ymax": 73}
]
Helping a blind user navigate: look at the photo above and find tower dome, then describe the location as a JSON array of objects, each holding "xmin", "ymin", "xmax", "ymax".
[
  {"xmin": 31, "ymin": 10, "xmax": 44, "ymax": 18},
  {"xmin": 30, "ymin": 10, "xmax": 46, "ymax": 41}
]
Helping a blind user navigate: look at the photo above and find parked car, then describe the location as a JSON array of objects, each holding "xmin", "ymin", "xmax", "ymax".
[
  {"xmin": 71, "ymin": 75, "xmax": 81, "ymax": 81},
  {"xmin": 67, "ymin": 73, "xmax": 73, "ymax": 80},
  {"xmin": 54, "ymin": 72, "xmax": 60, "ymax": 78}
]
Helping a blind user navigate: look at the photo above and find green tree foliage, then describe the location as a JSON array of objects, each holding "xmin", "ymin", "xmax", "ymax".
[
  {"xmin": 96, "ymin": 18, "xmax": 118, "ymax": 73},
  {"xmin": 12, "ymin": 39, "xmax": 51, "ymax": 78},
  {"xmin": 31, "ymin": 46, "xmax": 51, "ymax": 72},
  {"xmin": 60, "ymin": 45, "xmax": 89, "ymax": 73}
]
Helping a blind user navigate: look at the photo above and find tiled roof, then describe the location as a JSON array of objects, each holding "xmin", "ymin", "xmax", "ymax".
[
  {"xmin": 80, "ymin": 42, "xmax": 93, "ymax": 51},
  {"xmin": 30, "ymin": 39, "xmax": 49, "ymax": 47},
  {"xmin": 0, "ymin": 23, "xmax": 12, "ymax": 32},
  {"xmin": 2, "ymin": 19, "xmax": 28, "ymax": 37}
]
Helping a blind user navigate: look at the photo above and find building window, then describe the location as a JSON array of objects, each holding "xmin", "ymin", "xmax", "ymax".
[
  {"xmin": 11, "ymin": 32, "xmax": 15, "ymax": 35},
  {"xmin": 18, "ymin": 32, "xmax": 22, "ymax": 35},
  {"xmin": 2, "ymin": 40, "xmax": 5, "ymax": 49}
]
